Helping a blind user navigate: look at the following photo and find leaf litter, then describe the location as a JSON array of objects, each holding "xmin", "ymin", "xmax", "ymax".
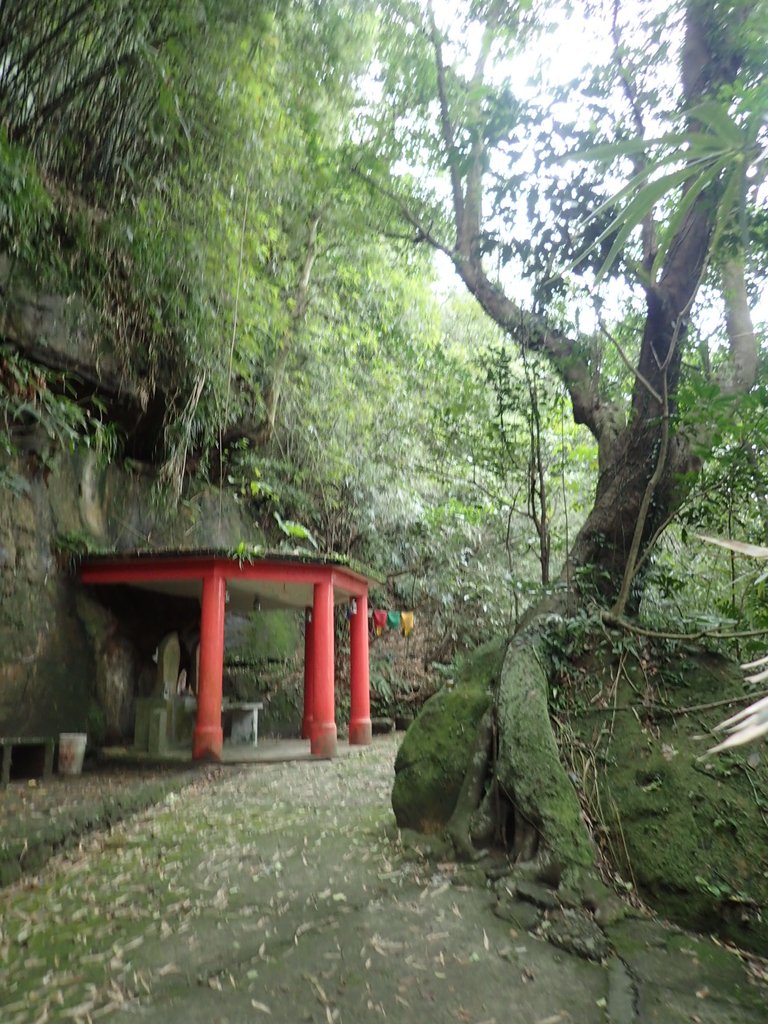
[{"xmin": 2, "ymin": 735, "xmax": 762, "ymax": 1023}]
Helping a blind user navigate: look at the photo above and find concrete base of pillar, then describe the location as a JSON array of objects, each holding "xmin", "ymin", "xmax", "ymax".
[
  {"xmin": 311, "ymin": 722, "xmax": 337, "ymax": 758},
  {"xmin": 349, "ymin": 719, "xmax": 372, "ymax": 746},
  {"xmin": 192, "ymin": 725, "xmax": 223, "ymax": 760}
]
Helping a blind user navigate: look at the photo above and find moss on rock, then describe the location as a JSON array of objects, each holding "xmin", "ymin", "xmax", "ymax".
[
  {"xmin": 496, "ymin": 632, "xmax": 595, "ymax": 873},
  {"xmin": 391, "ymin": 639, "xmax": 505, "ymax": 832},
  {"xmin": 571, "ymin": 645, "xmax": 768, "ymax": 955},
  {"xmin": 233, "ymin": 609, "xmax": 300, "ymax": 665}
]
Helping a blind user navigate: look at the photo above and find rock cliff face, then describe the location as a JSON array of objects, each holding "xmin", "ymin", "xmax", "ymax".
[
  {"xmin": 0, "ymin": 260, "xmax": 257, "ymax": 741},
  {"xmin": 0, "ymin": 255, "xmax": 121, "ymax": 394},
  {"xmin": 0, "ymin": 446, "xmax": 254, "ymax": 741},
  {"xmin": 0, "ymin": 457, "xmax": 93, "ymax": 738}
]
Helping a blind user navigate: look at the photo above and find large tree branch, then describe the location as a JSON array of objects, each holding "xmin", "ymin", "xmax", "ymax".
[
  {"xmin": 719, "ymin": 253, "xmax": 758, "ymax": 395},
  {"xmin": 427, "ymin": 5, "xmax": 465, "ymax": 235},
  {"xmin": 426, "ymin": 2, "xmax": 625, "ymax": 453},
  {"xmin": 351, "ymin": 164, "xmax": 453, "ymax": 255},
  {"xmin": 429, "ymin": 2, "xmax": 499, "ymax": 261},
  {"xmin": 455, "ymin": 11, "xmax": 496, "ymax": 262},
  {"xmin": 453, "ymin": 258, "xmax": 623, "ymax": 454}
]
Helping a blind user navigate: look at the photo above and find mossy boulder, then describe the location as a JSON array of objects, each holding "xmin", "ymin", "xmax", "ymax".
[
  {"xmin": 391, "ymin": 639, "xmax": 505, "ymax": 832},
  {"xmin": 573, "ymin": 646, "xmax": 768, "ymax": 954},
  {"xmin": 232, "ymin": 609, "xmax": 300, "ymax": 664}
]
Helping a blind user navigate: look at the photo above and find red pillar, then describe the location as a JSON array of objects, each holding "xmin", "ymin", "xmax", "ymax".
[
  {"xmin": 193, "ymin": 571, "xmax": 226, "ymax": 760},
  {"xmin": 311, "ymin": 578, "xmax": 337, "ymax": 757},
  {"xmin": 349, "ymin": 592, "xmax": 372, "ymax": 745},
  {"xmin": 302, "ymin": 608, "xmax": 315, "ymax": 740}
]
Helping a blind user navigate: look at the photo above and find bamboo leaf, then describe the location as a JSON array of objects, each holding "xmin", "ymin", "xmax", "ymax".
[
  {"xmin": 686, "ymin": 100, "xmax": 745, "ymax": 149},
  {"xmin": 697, "ymin": 534, "xmax": 768, "ymax": 558},
  {"xmin": 575, "ymin": 150, "xmax": 720, "ymax": 266},
  {"xmin": 558, "ymin": 133, "xmax": 689, "ymax": 164},
  {"xmin": 650, "ymin": 160, "xmax": 725, "ymax": 278},
  {"xmin": 594, "ymin": 164, "xmax": 698, "ymax": 283},
  {"xmin": 684, "ymin": 131, "xmax": 732, "ymax": 157}
]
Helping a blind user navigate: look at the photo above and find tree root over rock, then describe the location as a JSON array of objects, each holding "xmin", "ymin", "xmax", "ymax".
[
  {"xmin": 446, "ymin": 708, "xmax": 494, "ymax": 861},
  {"xmin": 446, "ymin": 624, "xmax": 611, "ymax": 915}
]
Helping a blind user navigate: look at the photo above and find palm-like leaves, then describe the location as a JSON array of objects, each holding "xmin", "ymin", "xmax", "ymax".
[
  {"xmin": 563, "ymin": 100, "xmax": 764, "ymax": 284},
  {"xmin": 707, "ymin": 693, "xmax": 768, "ymax": 754},
  {"xmin": 699, "ymin": 534, "xmax": 768, "ymax": 753}
]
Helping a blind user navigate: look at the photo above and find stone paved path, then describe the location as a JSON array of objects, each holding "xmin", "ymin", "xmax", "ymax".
[{"xmin": 1, "ymin": 735, "xmax": 766, "ymax": 1023}]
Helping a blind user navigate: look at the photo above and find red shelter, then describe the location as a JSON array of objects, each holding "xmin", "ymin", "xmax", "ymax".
[{"xmin": 79, "ymin": 551, "xmax": 373, "ymax": 760}]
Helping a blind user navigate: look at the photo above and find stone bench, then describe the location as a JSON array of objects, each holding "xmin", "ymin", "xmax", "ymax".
[
  {"xmin": 222, "ymin": 702, "xmax": 264, "ymax": 747},
  {"xmin": 0, "ymin": 736, "xmax": 55, "ymax": 786}
]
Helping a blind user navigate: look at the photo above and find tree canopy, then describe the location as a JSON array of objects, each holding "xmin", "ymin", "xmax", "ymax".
[{"xmin": 0, "ymin": 0, "xmax": 766, "ymax": 639}]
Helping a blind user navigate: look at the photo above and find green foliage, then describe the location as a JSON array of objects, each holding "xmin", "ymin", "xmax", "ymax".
[
  {"xmin": 53, "ymin": 530, "xmax": 101, "ymax": 572},
  {"xmin": 53, "ymin": 530, "xmax": 98, "ymax": 556},
  {"xmin": 369, "ymin": 663, "xmax": 396, "ymax": 715},
  {"xmin": 561, "ymin": 96, "xmax": 763, "ymax": 283},
  {"xmin": 0, "ymin": 0, "xmax": 381, "ymax": 492},
  {"xmin": 0, "ymin": 346, "xmax": 118, "ymax": 469},
  {"xmin": 2, "ymin": 0, "xmax": 766, "ymax": 667},
  {"xmin": 0, "ymin": 131, "xmax": 54, "ymax": 269},
  {"xmin": 640, "ymin": 349, "xmax": 768, "ymax": 645},
  {"xmin": 273, "ymin": 512, "xmax": 318, "ymax": 550}
]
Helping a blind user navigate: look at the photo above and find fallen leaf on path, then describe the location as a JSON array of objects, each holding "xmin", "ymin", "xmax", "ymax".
[
  {"xmin": 79, "ymin": 951, "xmax": 109, "ymax": 965},
  {"xmin": 91, "ymin": 1000, "xmax": 123, "ymax": 1019},
  {"xmin": 306, "ymin": 973, "xmax": 330, "ymax": 1006},
  {"xmin": 61, "ymin": 998, "xmax": 96, "ymax": 1019},
  {"xmin": 421, "ymin": 882, "xmax": 450, "ymax": 900},
  {"xmin": 371, "ymin": 935, "xmax": 404, "ymax": 955},
  {"xmin": 156, "ymin": 963, "xmax": 181, "ymax": 976},
  {"xmin": 251, "ymin": 1001, "xmax": 272, "ymax": 1014}
]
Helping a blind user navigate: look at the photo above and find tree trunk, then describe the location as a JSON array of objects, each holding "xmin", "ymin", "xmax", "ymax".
[
  {"xmin": 560, "ymin": 418, "xmax": 696, "ymax": 609},
  {"xmin": 401, "ymin": 0, "xmax": 760, "ymax": 903},
  {"xmin": 494, "ymin": 633, "xmax": 594, "ymax": 880}
]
